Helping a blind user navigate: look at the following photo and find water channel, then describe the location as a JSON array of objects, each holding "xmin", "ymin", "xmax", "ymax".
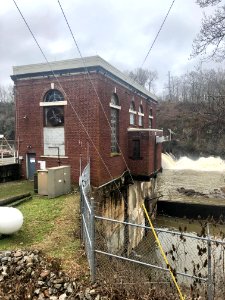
[
  {"xmin": 156, "ymin": 154, "xmax": 225, "ymax": 226},
  {"xmin": 147, "ymin": 154, "xmax": 225, "ymax": 294}
]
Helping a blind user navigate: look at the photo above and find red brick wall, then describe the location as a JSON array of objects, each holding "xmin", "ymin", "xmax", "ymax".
[
  {"xmin": 127, "ymin": 130, "xmax": 162, "ymax": 177},
  {"xmin": 15, "ymin": 71, "xmax": 159, "ymax": 186},
  {"xmin": 94, "ymin": 74, "xmax": 159, "ymax": 185}
]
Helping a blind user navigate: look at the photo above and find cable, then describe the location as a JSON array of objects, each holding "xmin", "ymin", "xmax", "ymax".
[
  {"xmin": 12, "ymin": 0, "xmax": 126, "ymax": 198},
  {"xmin": 142, "ymin": 202, "xmax": 185, "ymax": 300},
  {"xmin": 140, "ymin": 0, "xmax": 176, "ymax": 69},
  {"xmin": 57, "ymin": 0, "xmax": 135, "ymax": 185}
]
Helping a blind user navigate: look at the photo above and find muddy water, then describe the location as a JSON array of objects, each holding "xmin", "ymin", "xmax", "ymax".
[
  {"xmin": 155, "ymin": 214, "xmax": 225, "ymax": 238},
  {"xmin": 138, "ymin": 156, "xmax": 225, "ymax": 289},
  {"xmin": 156, "ymin": 155, "xmax": 225, "ymax": 228},
  {"xmin": 157, "ymin": 169, "xmax": 225, "ymax": 204}
]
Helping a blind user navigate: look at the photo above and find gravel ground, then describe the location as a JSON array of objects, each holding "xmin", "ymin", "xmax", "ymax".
[
  {"xmin": 0, "ymin": 249, "xmax": 108, "ymax": 300},
  {"xmin": 0, "ymin": 249, "xmax": 189, "ymax": 300}
]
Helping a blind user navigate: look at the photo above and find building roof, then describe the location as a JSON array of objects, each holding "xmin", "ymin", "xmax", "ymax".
[{"xmin": 11, "ymin": 55, "xmax": 157, "ymax": 102}]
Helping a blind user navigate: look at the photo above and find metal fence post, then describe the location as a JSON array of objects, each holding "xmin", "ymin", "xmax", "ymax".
[
  {"xmin": 90, "ymin": 197, "xmax": 96, "ymax": 282},
  {"xmin": 207, "ymin": 224, "xmax": 212, "ymax": 300},
  {"xmin": 80, "ymin": 186, "xmax": 84, "ymax": 242}
]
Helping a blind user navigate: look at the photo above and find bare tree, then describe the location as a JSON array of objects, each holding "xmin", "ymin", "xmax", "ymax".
[
  {"xmin": 162, "ymin": 67, "xmax": 225, "ymax": 103},
  {"xmin": 192, "ymin": 0, "xmax": 225, "ymax": 60},
  {"xmin": 0, "ymin": 85, "xmax": 15, "ymax": 139},
  {"xmin": 146, "ymin": 70, "xmax": 158, "ymax": 93},
  {"xmin": 0, "ymin": 85, "xmax": 14, "ymax": 103},
  {"xmin": 126, "ymin": 68, "xmax": 158, "ymax": 92}
]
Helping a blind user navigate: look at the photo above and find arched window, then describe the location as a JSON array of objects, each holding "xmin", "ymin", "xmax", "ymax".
[
  {"xmin": 149, "ymin": 108, "xmax": 153, "ymax": 128},
  {"xmin": 138, "ymin": 105, "xmax": 144, "ymax": 126},
  {"xmin": 129, "ymin": 101, "xmax": 136, "ymax": 125},
  {"xmin": 43, "ymin": 90, "xmax": 65, "ymax": 127},
  {"xmin": 110, "ymin": 93, "xmax": 120, "ymax": 153},
  {"xmin": 44, "ymin": 90, "xmax": 64, "ymax": 102},
  {"xmin": 42, "ymin": 89, "xmax": 65, "ymax": 157},
  {"xmin": 111, "ymin": 93, "xmax": 119, "ymax": 106}
]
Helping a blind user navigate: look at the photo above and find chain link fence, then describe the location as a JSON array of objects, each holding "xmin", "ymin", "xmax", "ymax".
[{"xmin": 80, "ymin": 164, "xmax": 225, "ymax": 299}]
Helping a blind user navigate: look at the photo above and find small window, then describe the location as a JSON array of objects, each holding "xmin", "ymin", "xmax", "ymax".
[
  {"xmin": 129, "ymin": 101, "xmax": 136, "ymax": 125},
  {"xmin": 111, "ymin": 93, "xmax": 119, "ymax": 106},
  {"xmin": 132, "ymin": 139, "xmax": 141, "ymax": 159},
  {"xmin": 44, "ymin": 106, "xmax": 64, "ymax": 127},
  {"xmin": 138, "ymin": 105, "xmax": 144, "ymax": 126},
  {"xmin": 149, "ymin": 108, "xmax": 153, "ymax": 128},
  {"xmin": 44, "ymin": 90, "xmax": 64, "ymax": 102}
]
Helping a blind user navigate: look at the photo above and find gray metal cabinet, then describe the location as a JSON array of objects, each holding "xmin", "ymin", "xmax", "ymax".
[
  {"xmin": 37, "ymin": 166, "xmax": 71, "ymax": 198},
  {"xmin": 37, "ymin": 170, "xmax": 48, "ymax": 195}
]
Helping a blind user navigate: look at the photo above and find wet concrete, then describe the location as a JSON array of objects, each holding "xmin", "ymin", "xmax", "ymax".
[{"xmin": 158, "ymin": 200, "xmax": 225, "ymax": 220}]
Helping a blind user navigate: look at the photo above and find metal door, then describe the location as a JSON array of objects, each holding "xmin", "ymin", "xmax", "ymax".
[{"xmin": 27, "ymin": 153, "xmax": 36, "ymax": 180}]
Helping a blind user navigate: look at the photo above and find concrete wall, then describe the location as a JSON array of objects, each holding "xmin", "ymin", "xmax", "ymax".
[
  {"xmin": 128, "ymin": 180, "xmax": 156, "ymax": 251},
  {"xmin": 95, "ymin": 177, "xmax": 157, "ymax": 255}
]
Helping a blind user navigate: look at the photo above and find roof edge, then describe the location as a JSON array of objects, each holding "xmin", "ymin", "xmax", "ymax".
[{"xmin": 12, "ymin": 56, "xmax": 158, "ymax": 101}]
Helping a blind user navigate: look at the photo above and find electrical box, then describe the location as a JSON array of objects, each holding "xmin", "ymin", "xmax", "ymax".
[
  {"xmin": 37, "ymin": 166, "xmax": 71, "ymax": 198},
  {"xmin": 37, "ymin": 170, "xmax": 48, "ymax": 195},
  {"xmin": 47, "ymin": 166, "xmax": 71, "ymax": 198}
]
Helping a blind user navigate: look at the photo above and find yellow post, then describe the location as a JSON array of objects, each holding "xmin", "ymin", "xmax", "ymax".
[{"xmin": 142, "ymin": 203, "xmax": 185, "ymax": 300}]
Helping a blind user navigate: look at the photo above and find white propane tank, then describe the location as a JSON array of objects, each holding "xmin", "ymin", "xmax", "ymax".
[{"xmin": 0, "ymin": 207, "xmax": 23, "ymax": 234}]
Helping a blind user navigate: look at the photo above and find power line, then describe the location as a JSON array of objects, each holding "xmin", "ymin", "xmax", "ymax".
[
  {"xmin": 13, "ymin": 0, "xmax": 50, "ymax": 71},
  {"xmin": 57, "ymin": 0, "xmax": 135, "ymax": 185},
  {"xmin": 140, "ymin": 0, "xmax": 176, "ymax": 69},
  {"xmin": 12, "ymin": 0, "xmax": 127, "ymax": 194}
]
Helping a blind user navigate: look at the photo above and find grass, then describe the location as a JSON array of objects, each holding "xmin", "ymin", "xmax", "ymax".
[
  {"xmin": 0, "ymin": 180, "xmax": 33, "ymax": 200},
  {"xmin": 0, "ymin": 180, "xmax": 88, "ymax": 277}
]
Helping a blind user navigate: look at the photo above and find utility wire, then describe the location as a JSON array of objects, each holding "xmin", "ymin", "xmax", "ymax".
[
  {"xmin": 57, "ymin": 0, "xmax": 135, "ymax": 185},
  {"xmin": 13, "ymin": 0, "xmax": 51, "ymax": 72},
  {"xmin": 12, "ymin": 0, "xmax": 127, "ymax": 196},
  {"xmin": 140, "ymin": 0, "xmax": 176, "ymax": 69}
]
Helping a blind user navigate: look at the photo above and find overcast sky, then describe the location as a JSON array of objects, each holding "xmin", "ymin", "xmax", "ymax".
[{"xmin": 0, "ymin": 0, "xmax": 219, "ymax": 94}]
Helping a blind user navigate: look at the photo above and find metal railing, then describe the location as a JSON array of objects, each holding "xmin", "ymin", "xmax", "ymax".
[{"xmin": 0, "ymin": 138, "xmax": 17, "ymax": 165}]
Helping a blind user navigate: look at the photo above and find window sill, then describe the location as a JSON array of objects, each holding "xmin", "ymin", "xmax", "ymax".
[
  {"xmin": 110, "ymin": 152, "xmax": 121, "ymax": 157},
  {"xmin": 40, "ymin": 101, "xmax": 67, "ymax": 106},
  {"xmin": 40, "ymin": 155, "xmax": 68, "ymax": 158}
]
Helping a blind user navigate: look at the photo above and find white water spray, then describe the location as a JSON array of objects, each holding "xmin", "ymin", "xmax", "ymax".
[{"xmin": 162, "ymin": 153, "xmax": 225, "ymax": 172}]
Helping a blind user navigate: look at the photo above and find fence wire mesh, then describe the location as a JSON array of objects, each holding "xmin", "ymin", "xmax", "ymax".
[
  {"xmin": 94, "ymin": 216, "xmax": 225, "ymax": 299},
  {"xmin": 79, "ymin": 163, "xmax": 225, "ymax": 299}
]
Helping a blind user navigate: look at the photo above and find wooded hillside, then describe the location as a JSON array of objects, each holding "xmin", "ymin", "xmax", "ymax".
[
  {"xmin": 0, "ymin": 85, "xmax": 15, "ymax": 140},
  {"xmin": 157, "ymin": 68, "xmax": 225, "ymax": 158}
]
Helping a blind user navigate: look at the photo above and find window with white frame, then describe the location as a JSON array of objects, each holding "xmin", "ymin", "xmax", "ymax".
[
  {"xmin": 41, "ymin": 90, "xmax": 66, "ymax": 127},
  {"xmin": 138, "ymin": 105, "xmax": 144, "ymax": 126},
  {"xmin": 149, "ymin": 108, "xmax": 153, "ymax": 128},
  {"xmin": 129, "ymin": 101, "xmax": 136, "ymax": 125},
  {"xmin": 110, "ymin": 93, "xmax": 121, "ymax": 153},
  {"xmin": 41, "ymin": 89, "xmax": 66, "ymax": 156}
]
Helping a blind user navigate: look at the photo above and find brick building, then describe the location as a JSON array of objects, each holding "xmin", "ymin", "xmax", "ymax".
[{"xmin": 11, "ymin": 56, "xmax": 162, "ymax": 187}]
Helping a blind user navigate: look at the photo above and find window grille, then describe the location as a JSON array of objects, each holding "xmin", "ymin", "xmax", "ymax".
[{"xmin": 110, "ymin": 94, "xmax": 119, "ymax": 153}]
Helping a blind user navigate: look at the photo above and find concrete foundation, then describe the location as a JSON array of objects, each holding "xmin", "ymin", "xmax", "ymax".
[{"xmin": 94, "ymin": 175, "xmax": 158, "ymax": 255}]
